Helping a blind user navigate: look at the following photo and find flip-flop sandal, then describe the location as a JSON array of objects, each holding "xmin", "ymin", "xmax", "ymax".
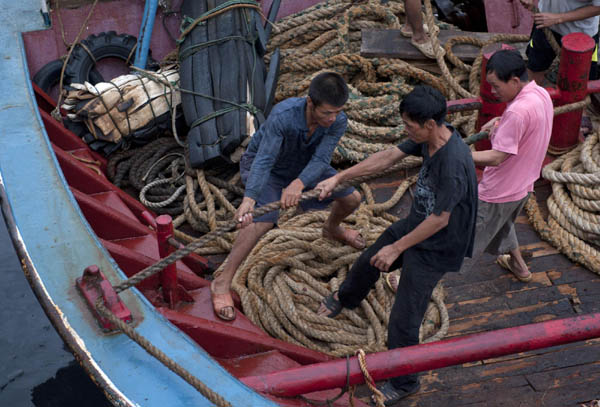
[
  {"xmin": 320, "ymin": 290, "xmax": 343, "ymax": 318},
  {"xmin": 410, "ymin": 39, "xmax": 445, "ymax": 59},
  {"xmin": 211, "ymin": 282, "xmax": 236, "ymax": 321},
  {"xmin": 496, "ymin": 254, "xmax": 532, "ymax": 282},
  {"xmin": 370, "ymin": 381, "xmax": 420, "ymax": 406},
  {"xmin": 384, "ymin": 272, "xmax": 399, "ymax": 293}
]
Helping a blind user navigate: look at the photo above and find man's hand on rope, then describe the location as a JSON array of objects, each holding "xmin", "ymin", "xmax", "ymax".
[
  {"xmin": 316, "ymin": 175, "xmax": 340, "ymax": 201},
  {"xmin": 281, "ymin": 178, "xmax": 305, "ymax": 209},
  {"xmin": 370, "ymin": 244, "xmax": 403, "ymax": 272},
  {"xmin": 235, "ymin": 197, "xmax": 256, "ymax": 229},
  {"xmin": 481, "ymin": 116, "xmax": 500, "ymax": 135}
]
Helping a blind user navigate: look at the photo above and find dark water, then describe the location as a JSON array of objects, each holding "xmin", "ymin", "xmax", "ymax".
[{"xmin": 0, "ymin": 219, "xmax": 111, "ymax": 407}]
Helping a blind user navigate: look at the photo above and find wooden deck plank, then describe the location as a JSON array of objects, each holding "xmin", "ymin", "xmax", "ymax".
[
  {"xmin": 424, "ymin": 345, "xmax": 600, "ymax": 390},
  {"xmin": 446, "ymin": 299, "xmax": 575, "ymax": 337},
  {"xmin": 525, "ymin": 361, "xmax": 600, "ymax": 391},
  {"xmin": 446, "ymin": 284, "xmax": 568, "ymax": 319},
  {"xmin": 444, "ymin": 272, "xmax": 553, "ymax": 303},
  {"xmin": 407, "ymin": 376, "xmax": 534, "ymax": 407},
  {"xmin": 360, "ymin": 29, "xmax": 528, "ymax": 61}
]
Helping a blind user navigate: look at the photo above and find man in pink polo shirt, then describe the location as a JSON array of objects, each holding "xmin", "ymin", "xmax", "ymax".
[{"xmin": 462, "ymin": 49, "xmax": 553, "ymax": 281}]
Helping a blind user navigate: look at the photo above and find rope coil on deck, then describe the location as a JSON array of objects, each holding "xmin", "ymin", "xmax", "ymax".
[
  {"xmin": 231, "ymin": 178, "xmax": 449, "ymax": 357},
  {"xmin": 526, "ymin": 132, "xmax": 600, "ymax": 275}
]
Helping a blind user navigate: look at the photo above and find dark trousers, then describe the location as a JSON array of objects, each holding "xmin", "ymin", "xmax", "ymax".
[{"xmin": 338, "ymin": 219, "xmax": 446, "ymax": 390}]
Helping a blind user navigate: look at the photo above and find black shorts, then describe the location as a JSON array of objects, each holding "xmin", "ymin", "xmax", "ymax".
[{"xmin": 526, "ymin": 27, "xmax": 599, "ymax": 80}]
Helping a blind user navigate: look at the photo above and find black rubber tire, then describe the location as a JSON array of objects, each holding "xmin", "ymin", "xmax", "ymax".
[
  {"xmin": 32, "ymin": 59, "xmax": 103, "ymax": 93},
  {"xmin": 63, "ymin": 31, "xmax": 151, "ymax": 85}
]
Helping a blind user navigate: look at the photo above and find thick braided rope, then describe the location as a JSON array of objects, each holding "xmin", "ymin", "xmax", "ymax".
[
  {"xmin": 357, "ymin": 349, "xmax": 385, "ymax": 407},
  {"xmin": 95, "ymin": 299, "xmax": 232, "ymax": 406}
]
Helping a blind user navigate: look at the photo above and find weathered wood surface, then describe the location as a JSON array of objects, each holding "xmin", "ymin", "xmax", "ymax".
[
  {"xmin": 364, "ymin": 180, "xmax": 600, "ymax": 406},
  {"xmin": 361, "ymin": 29, "xmax": 528, "ymax": 61}
]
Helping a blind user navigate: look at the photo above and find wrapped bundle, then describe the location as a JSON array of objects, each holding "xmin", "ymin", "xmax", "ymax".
[{"xmin": 62, "ymin": 68, "xmax": 180, "ymax": 145}]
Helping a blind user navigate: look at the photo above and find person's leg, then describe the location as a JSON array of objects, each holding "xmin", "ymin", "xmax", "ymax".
[
  {"xmin": 485, "ymin": 195, "xmax": 531, "ymax": 280},
  {"xmin": 387, "ymin": 254, "xmax": 446, "ymax": 391},
  {"xmin": 211, "ymin": 221, "xmax": 274, "ymax": 319},
  {"xmin": 505, "ymin": 226, "xmax": 530, "ymax": 278},
  {"xmin": 404, "ymin": 0, "xmax": 426, "ymax": 43},
  {"xmin": 527, "ymin": 69, "xmax": 547, "ymax": 86},
  {"xmin": 301, "ymin": 166, "xmax": 364, "ymax": 248},
  {"xmin": 317, "ymin": 220, "xmax": 408, "ymax": 315},
  {"xmin": 322, "ymin": 190, "xmax": 364, "ymax": 249},
  {"xmin": 525, "ymin": 27, "xmax": 556, "ymax": 86}
]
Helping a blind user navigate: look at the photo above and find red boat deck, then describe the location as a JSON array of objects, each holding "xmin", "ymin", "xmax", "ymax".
[{"xmin": 35, "ymin": 83, "xmax": 599, "ymax": 405}]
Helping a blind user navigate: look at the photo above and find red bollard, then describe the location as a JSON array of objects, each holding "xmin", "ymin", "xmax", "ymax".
[
  {"xmin": 550, "ymin": 32, "xmax": 596, "ymax": 152},
  {"xmin": 76, "ymin": 265, "xmax": 132, "ymax": 332},
  {"xmin": 156, "ymin": 214, "xmax": 179, "ymax": 308},
  {"xmin": 475, "ymin": 43, "xmax": 512, "ymax": 151}
]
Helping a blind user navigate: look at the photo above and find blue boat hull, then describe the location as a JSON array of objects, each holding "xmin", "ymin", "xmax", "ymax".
[{"xmin": 0, "ymin": 1, "xmax": 276, "ymax": 405}]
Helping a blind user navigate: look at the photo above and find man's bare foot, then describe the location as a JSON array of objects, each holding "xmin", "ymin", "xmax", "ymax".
[{"xmin": 322, "ymin": 225, "xmax": 366, "ymax": 249}]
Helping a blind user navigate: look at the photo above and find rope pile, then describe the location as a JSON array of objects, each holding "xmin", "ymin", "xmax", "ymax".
[
  {"xmin": 526, "ymin": 132, "xmax": 600, "ymax": 275},
  {"xmin": 266, "ymin": 0, "xmax": 529, "ymax": 163},
  {"xmin": 232, "ymin": 177, "xmax": 449, "ymax": 357},
  {"xmin": 106, "ymin": 137, "xmax": 246, "ymax": 253}
]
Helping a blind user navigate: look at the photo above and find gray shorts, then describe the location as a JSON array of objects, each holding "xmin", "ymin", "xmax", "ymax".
[
  {"xmin": 239, "ymin": 153, "xmax": 355, "ymax": 224},
  {"xmin": 460, "ymin": 193, "xmax": 530, "ymax": 273}
]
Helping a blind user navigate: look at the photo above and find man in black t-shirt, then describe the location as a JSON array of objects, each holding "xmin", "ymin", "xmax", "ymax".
[{"xmin": 315, "ymin": 85, "xmax": 478, "ymax": 405}]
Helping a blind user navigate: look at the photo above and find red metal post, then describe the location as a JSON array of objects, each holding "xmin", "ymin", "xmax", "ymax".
[
  {"xmin": 550, "ymin": 32, "xmax": 596, "ymax": 152},
  {"xmin": 156, "ymin": 214, "xmax": 179, "ymax": 308},
  {"xmin": 475, "ymin": 43, "xmax": 512, "ymax": 150},
  {"xmin": 242, "ymin": 313, "xmax": 600, "ymax": 397}
]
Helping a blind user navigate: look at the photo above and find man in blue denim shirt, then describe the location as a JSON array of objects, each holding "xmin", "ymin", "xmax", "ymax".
[{"xmin": 211, "ymin": 72, "xmax": 363, "ymax": 321}]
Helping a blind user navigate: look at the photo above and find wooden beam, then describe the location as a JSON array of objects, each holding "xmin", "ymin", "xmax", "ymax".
[{"xmin": 361, "ymin": 29, "xmax": 528, "ymax": 61}]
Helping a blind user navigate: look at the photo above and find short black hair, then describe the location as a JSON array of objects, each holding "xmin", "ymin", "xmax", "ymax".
[
  {"xmin": 486, "ymin": 49, "xmax": 528, "ymax": 82},
  {"xmin": 308, "ymin": 72, "xmax": 349, "ymax": 107},
  {"xmin": 399, "ymin": 85, "xmax": 447, "ymax": 126}
]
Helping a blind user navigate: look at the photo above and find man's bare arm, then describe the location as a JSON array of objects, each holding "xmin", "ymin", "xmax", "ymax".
[
  {"xmin": 338, "ymin": 147, "xmax": 407, "ymax": 183},
  {"xmin": 316, "ymin": 147, "xmax": 407, "ymax": 200},
  {"xmin": 472, "ymin": 149, "xmax": 509, "ymax": 167},
  {"xmin": 533, "ymin": 6, "xmax": 600, "ymax": 28}
]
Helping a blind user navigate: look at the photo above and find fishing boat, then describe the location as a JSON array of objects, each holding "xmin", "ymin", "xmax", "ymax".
[{"xmin": 1, "ymin": 0, "xmax": 599, "ymax": 406}]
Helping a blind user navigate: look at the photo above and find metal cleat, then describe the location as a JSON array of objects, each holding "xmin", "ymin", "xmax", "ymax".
[{"xmin": 76, "ymin": 265, "xmax": 132, "ymax": 332}]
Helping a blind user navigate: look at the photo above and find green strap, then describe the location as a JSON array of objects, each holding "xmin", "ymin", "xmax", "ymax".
[
  {"xmin": 189, "ymin": 103, "xmax": 259, "ymax": 135},
  {"xmin": 178, "ymin": 0, "xmax": 259, "ymax": 44},
  {"xmin": 178, "ymin": 35, "xmax": 253, "ymax": 61}
]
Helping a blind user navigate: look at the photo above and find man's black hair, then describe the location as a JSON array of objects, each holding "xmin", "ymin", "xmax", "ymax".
[
  {"xmin": 308, "ymin": 72, "xmax": 349, "ymax": 107},
  {"xmin": 399, "ymin": 85, "xmax": 447, "ymax": 126},
  {"xmin": 486, "ymin": 49, "xmax": 528, "ymax": 82}
]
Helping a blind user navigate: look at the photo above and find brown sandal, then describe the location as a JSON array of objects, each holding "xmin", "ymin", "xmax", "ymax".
[
  {"xmin": 497, "ymin": 254, "xmax": 532, "ymax": 283},
  {"xmin": 211, "ymin": 282, "xmax": 236, "ymax": 321}
]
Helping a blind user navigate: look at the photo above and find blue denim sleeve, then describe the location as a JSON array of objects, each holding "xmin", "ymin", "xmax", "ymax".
[
  {"xmin": 298, "ymin": 113, "xmax": 347, "ymax": 187},
  {"xmin": 244, "ymin": 116, "xmax": 284, "ymax": 201}
]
